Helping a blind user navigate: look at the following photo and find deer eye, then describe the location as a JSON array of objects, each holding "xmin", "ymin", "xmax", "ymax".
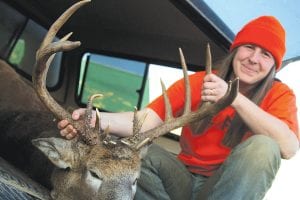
[
  {"xmin": 64, "ymin": 167, "xmax": 71, "ymax": 172},
  {"xmin": 89, "ymin": 170, "xmax": 101, "ymax": 180}
]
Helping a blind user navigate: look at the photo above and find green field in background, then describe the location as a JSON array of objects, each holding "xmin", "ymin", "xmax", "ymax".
[{"xmin": 81, "ymin": 62, "xmax": 149, "ymax": 112}]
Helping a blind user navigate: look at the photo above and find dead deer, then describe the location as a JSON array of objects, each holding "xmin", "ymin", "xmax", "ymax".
[{"xmin": 31, "ymin": 0, "xmax": 239, "ymax": 199}]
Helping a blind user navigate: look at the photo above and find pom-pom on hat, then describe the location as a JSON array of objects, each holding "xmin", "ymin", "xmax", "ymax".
[{"xmin": 230, "ymin": 16, "xmax": 286, "ymax": 70}]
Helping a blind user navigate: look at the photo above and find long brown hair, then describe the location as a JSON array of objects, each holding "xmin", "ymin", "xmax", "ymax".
[{"xmin": 192, "ymin": 49, "xmax": 276, "ymax": 147}]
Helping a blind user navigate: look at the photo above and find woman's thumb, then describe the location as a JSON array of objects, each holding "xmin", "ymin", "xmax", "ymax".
[{"xmin": 72, "ymin": 108, "xmax": 85, "ymax": 120}]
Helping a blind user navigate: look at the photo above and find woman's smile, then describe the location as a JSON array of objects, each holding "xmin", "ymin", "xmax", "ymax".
[{"xmin": 240, "ymin": 63, "xmax": 257, "ymax": 77}]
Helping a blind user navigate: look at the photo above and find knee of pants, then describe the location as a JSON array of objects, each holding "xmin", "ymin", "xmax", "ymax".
[
  {"xmin": 233, "ymin": 135, "xmax": 281, "ymax": 168},
  {"xmin": 141, "ymin": 144, "xmax": 166, "ymax": 170},
  {"xmin": 142, "ymin": 144, "xmax": 175, "ymax": 166}
]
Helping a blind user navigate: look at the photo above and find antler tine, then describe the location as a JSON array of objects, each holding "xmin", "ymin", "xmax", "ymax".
[
  {"xmin": 190, "ymin": 43, "xmax": 213, "ymax": 132},
  {"xmin": 202, "ymin": 43, "xmax": 212, "ymax": 106},
  {"xmin": 46, "ymin": 32, "xmax": 73, "ymax": 68},
  {"xmin": 205, "ymin": 43, "xmax": 212, "ymax": 74},
  {"xmin": 199, "ymin": 43, "xmax": 212, "ymax": 107},
  {"xmin": 178, "ymin": 48, "xmax": 191, "ymax": 115},
  {"xmin": 40, "ymin": 0, "xmax": 91, "ymax": 49},
  {"xmin": 85, "ymin": 94, "xmax": 103, "ymax": 129},
  {"xmin": 132, "ymin": 107, "xmax": 148, "ymax": 135},
  {"xmin": 132, "ymin": 107, "xmax": 139, "ymax": 135},
  {"xmin": 82, "ymin": 94, "xmax": 102, "ymax": 145},
  {"xmin": 95, "ymin": 108, "xmax": 101, "ymax": 133},
  {"xmin": 160, "ymin": 79, "xmax": 173, "ymax": 120},
  {"xmin": 210, "ymin": 78, "xmax": 239, "ymax": 113}
]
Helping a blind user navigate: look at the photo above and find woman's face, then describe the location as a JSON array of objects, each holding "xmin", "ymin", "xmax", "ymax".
[{"xmin": 232, "ymin": 44, "xmax": 275, "ymax": 85}]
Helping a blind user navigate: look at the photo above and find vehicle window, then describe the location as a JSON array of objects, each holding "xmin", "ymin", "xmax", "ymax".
[
  {"xmin": 0, "ymin": 1, "xmax": 26, "ymax": 58},
  {"xmin": 8, "ymin": 19, "xmax": 62, "ymax": 88},
  {"xmin": 78, "ymin": 53, "xmax": 148, "ymax": 112}
]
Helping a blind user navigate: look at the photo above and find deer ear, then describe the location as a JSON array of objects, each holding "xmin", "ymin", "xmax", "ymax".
[{"xmin": 32, "ymin": 137, "xmax": 75, "ymax": 169}]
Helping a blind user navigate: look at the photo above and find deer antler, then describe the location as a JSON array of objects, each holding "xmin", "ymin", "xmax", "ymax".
[
  {"xmin": 121, "ymin": 46, "xmax": 239, "ymax": 150},
  {"xmin": 189, "ymin": 43, "xmax": 214, "ymax": 132},
  {"xmin": 32, "ymin": 0, "xmax": 101, "ymax": 145}
]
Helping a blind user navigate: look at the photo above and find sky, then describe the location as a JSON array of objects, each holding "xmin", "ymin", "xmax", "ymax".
[
  {"xmin": 203, "ymin": 0, "xmax": 300, "ymax": 60},
  {"xmin": 202, "ymin": 0, "xmax": 300, "ymax": 119}
]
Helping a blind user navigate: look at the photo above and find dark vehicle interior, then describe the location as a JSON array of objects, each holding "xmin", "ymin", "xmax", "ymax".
[
  {"xmin": 1, "ymin": 0, "xmax": 234, "ymax": 113},
  {"xmin": 0, "ymin": 0, "xmax": 299, "ymax": 199}
]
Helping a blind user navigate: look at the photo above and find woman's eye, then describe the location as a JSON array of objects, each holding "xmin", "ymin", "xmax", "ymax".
[
  {"xmin": 245, "ymin": 45, "xmax": 254, "ymax": 49},
  {"xmin": 263, "ymin": 51, "xmax": 272, "ymax": 58}
]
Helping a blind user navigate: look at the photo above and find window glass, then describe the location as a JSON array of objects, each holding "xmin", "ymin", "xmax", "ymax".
[
  {"xmin": 0, "ymin": 1, "xmax": 26, "ymax": 58},
  {"xmin": 8, "ymin": 20, "xmax": 62, "ymax": 88},
  {"xmin": 78, "ymin": 53, "xmax": 148, "ymax": 112}
]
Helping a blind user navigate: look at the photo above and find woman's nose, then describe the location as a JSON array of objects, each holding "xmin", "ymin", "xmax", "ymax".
[{"xmin": 248, "ymin": 49, "xmax": 260, "ymax": 64}]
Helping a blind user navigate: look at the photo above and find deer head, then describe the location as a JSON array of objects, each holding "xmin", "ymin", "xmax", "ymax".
[{"xmin": 31, "ymin": 0, "xmax": 238, "ymax": 200}]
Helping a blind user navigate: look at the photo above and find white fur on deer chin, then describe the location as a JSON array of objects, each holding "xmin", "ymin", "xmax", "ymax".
[{"xmin": 131, "ymin": 178, "xmax": 138, "ymax": 198}]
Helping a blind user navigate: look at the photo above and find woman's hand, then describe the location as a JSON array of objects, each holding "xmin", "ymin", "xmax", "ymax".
[
  {"xmin": 201, "ymin": 73, "xmax": 228, "ymax": 103},
  {"xmin": 57, "ymin": 108, "xmax": 95, "ymax": 139},
  {"xmin": 58, "ymin": 107, "xmax": 163, "ymax": 139}
]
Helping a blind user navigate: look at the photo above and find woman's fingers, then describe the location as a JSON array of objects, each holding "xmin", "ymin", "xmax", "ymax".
[
  {"xmin": 60, "ymin": 124, "xmax": 77, "ymax": 136},
  {"xmin": 202, "ymin": 88, "xmax": 216, "ymax": 96},
  {"xmin": 202, "ymin": 74, "xmax": 228, "ymax": 102},
  {"xmin": 58, "ymin": 108, "xmax": 94, "ymax": 139},
  {"xmin": 202, "ymin": 89, "xmax": 217, "ymax": 102},
  {"xmin": 57, "ymin": 119, "xmax": 69, "ymax": 129},
  {"xmin": 66, "ymin": 133, "xmax": 76, "ymax": 139},
  {"xmin": 72, "ymin": 108, "xmax": 86, "ymax": 120}
]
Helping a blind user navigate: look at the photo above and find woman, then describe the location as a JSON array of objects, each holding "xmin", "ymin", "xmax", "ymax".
[{"xmin": 58, "ymin": 16, "xmax": 299, "ymax": 200}]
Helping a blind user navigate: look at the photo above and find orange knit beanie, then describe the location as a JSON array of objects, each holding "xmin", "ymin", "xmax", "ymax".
[{"xmin": 230, "ymin": 16, "xmax": 286, "ymax": 70}]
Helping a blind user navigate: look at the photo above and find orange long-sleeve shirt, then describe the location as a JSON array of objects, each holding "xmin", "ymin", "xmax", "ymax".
[{"xmin": 148, "ymin": 71, "xmax": 299, "ymax": 176}]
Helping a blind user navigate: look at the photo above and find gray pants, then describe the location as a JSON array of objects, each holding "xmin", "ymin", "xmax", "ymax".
[{"xmin": 134, "ymin": 135, "xmax": 281, "ymax": 200}]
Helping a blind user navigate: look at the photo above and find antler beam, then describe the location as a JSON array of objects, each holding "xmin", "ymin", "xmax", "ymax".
[{"xmin": 32, "ymin": 0, "xmax": 101, "ymax": 145}]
